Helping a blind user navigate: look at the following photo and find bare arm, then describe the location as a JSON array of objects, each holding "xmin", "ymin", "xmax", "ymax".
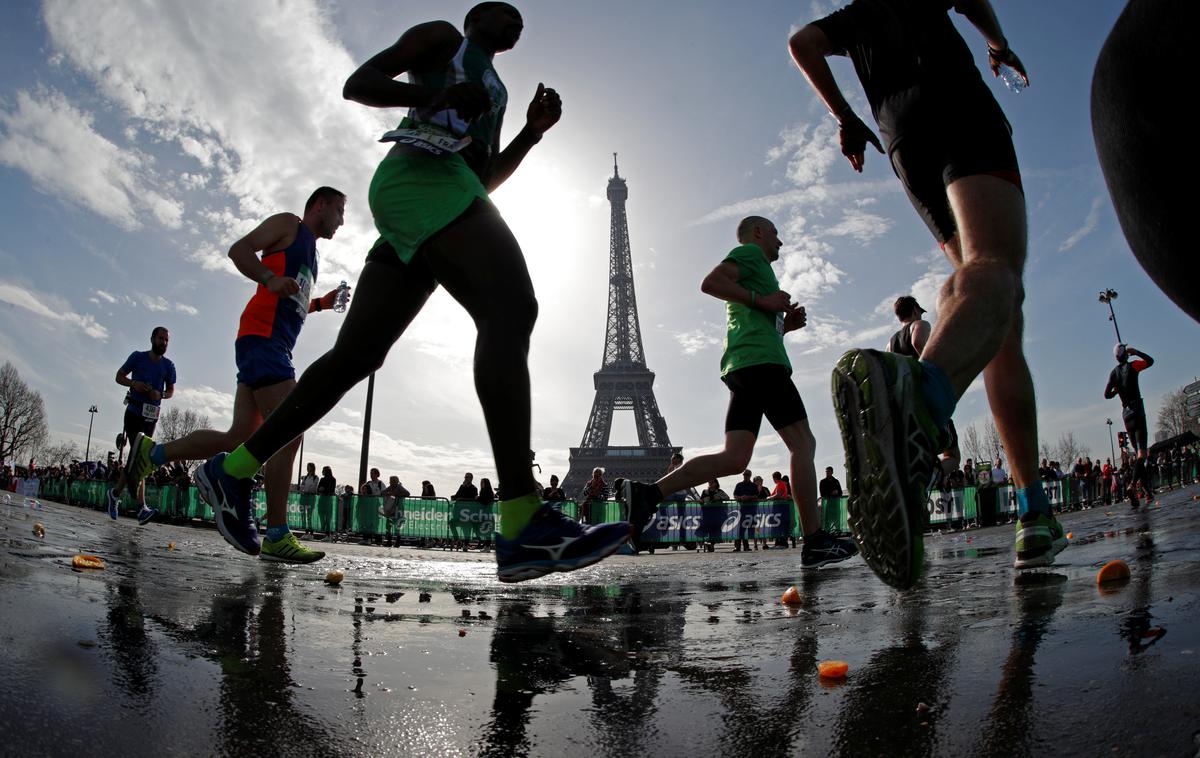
[
  {"xmin": 954, "ymin": 0, "xmax": 1029, "ymax": 83},
  {"xmin": 162, "ymin": 382, "xmax": 174, "ymax": 401},
  {"xmin": 342, "ymin": 22, "xmax": 462, "ymax": 109},
  {"xmin": 911, "ymin": 319, "xmax": 932, "ymax": 355},
  {"xmin": 228, "ymin": 213, "xmax": 301, "ymax": 297},
  {"xmin": 1104, "ymin": 376, "xmax": 1118, "ymax": 400},
  {"xmin": 788, "ymin": 24, "xmax": 883, "ymax": 172},
  {"xmin": 700, "ymin": 261, "xmax": 791, "ymax": 312},
  {"xmin": 483, "ymin": 83, "xmax": 562, "ymax": 192}
]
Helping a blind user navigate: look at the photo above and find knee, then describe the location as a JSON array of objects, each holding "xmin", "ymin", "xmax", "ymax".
[{"xmin": 478, "ymin": 290, "xmax": 538, "ymax": 343}]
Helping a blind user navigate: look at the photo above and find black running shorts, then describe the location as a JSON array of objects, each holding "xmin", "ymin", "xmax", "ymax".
[
  {"xmin": 722, "ymin": 363, "xmax": 807, "ymax": 436},
  {"xmin": 889, "ymin": 98, "xmax": 1021, "ymax": 245},
  {"xmin": 1122, "ymin": 400, "xmax": 1148, "ymax": 453},
  {"xmin": 123, "ymin": 407, "xmax": 157, "ymax": 441}
]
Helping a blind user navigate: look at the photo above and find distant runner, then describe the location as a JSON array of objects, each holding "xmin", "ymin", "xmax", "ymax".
[
  {"xmin": 107, "ymin": 327, "xmax": 176, "ymax": 525},
  {"xmin": 1104, "ymin": 344, "xmax": 1154, "ymax": 506}
]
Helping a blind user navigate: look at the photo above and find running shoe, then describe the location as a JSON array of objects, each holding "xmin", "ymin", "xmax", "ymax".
[
  {"xmin": 261, "ymin": 532, "xmax": 326, "ymax": 564},
  {"xmin": 1013, "ymin": 513, "xmax": 1068, "ymax": 569},
  {"xmin": 800, "ymin": 530, "xmax": 859, "ymax": 569},
  {"xmin": 495, "ymin": 504, "xmax": 631, "ymax": 583},
  {"xmin": 125, "ymin": 432, "xmax": 156, "ymax": 489},
  {"xmin": 107, "ymin": 488, "xmax": 120, "ymax": 520},
  {"xmin": 831, "ymin": 349, "xmax": 939, "ymax": 590},
  {"xmin": 136, "ymin": 506, "xmax": 158, "ymax": 525},
  {"xmin": 622, "ymin": 480, "xmax": 662, "ymax": 550},
  {"xmin": 195, "ymin": 453, "xmax": 260, "ymax": 556}
]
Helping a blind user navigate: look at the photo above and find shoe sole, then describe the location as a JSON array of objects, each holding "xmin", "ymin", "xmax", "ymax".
[
  {"xmin": 832, "ymin": 350, "xmax": 927, "ymax": 590},
  {"xmin": 260, "ymin": 550, "xmax": 326, "ymax": 564},
  {"xmin": 801, "ymin": 553, "xmax": 857, "ymax": 570},
  {"xmin": 137, "ymin": 509, "xmax": 156, "ymax": 526},
  {"xmin": 497, "ymin": 529, "xmax": 631, "ymax": 584},
  {"xmin": 195, "ymin": 462, "xmax": 260, "ymax": 557}
]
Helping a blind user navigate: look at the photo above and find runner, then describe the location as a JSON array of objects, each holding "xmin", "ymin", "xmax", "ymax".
[
  {"xmin": 623, "ymin": 216, "xmax": 858, "ymax": 569},
  {"xmin": 1104, "ymin": 344, "xmax": 1154, "ymax": 507},
  {"xmin": 194, "ymin": 2, "xmax": 630, "ymax": 580},
  {"xmin": 123, "ymin": 187, "xmax": 347, "ymax": 563},
  {"xmin": 789, "ymin": 0, "xmax": 1065, "ymax": 587},
  {"xmin": 107, "ymin": 327, "xmax": 176, "ymax": 525},
  {"xmin": 886, "ymin": 295, "xmax": 960, "ymax": 465}
]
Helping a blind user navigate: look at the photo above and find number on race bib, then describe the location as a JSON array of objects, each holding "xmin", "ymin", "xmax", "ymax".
[{"xmin": 142, "ymin": 403, "xmax": 160, "ymax": 421}]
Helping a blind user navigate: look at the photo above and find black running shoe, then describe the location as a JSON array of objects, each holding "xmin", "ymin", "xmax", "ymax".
[{"xmin": 800, "ymin": 530, "xmax": 859, "ymax": 569}]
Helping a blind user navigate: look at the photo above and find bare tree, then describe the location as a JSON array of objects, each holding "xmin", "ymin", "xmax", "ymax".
[
  {"xmin": 156, "ymin": 408, "xmax": 212, "ymax": 472},
  {"xmin": 1156, "ymin": 388, "xmax": 1200, "ymax": 439},
  {"xmin": 1054, "ymin": 431, "xmax": 1085, "ymax": 466},
  {"xmin": 960, "ymin": 423, "xmax": 983, "ymax": 463},
  {"xmin": 1038, "ymin": 439, "xmax": 1053, "ymax": 464},
  {"xmin": 0, "ymin": 362, "xmax": 48, "ymax": 467},
  {"xmin": 982, "ymin": 419, "xmax": 1003, "ymax": 463},
  {"xmin": 157, "ymin": 407, "xmax": 212, "ymax": 444},
  {"xmin": 39, "ymin": 440, "xmax": 81, "ymax": 470}
]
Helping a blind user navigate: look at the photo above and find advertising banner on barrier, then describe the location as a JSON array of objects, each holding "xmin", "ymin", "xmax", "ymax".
[
  {"xmin": 640, "ymin": 500, "xmax": 793, "ymax": 543},
  {"xmin": 927, "ymin": 489, "xmax": 966, "ymax": 525},
  {"xmin": 16, "ymin": 478, "xmax": 39, "ymax": 498}
]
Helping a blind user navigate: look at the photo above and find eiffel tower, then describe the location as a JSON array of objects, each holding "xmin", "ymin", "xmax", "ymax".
[{"xmin": 563, "ymin": 155, "xmax": 680, "ymax": 497}]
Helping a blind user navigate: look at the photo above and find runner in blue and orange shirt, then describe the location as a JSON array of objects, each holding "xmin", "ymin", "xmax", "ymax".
[{"xmin": 123, "ymin": 186, "xmax": 347, "ymax": 563}]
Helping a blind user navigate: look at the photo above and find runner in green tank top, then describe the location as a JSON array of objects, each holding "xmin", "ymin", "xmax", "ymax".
[
  {"xmin": 622, "ymin": 216, "xmax": 858, "ymax": 569},
  {"xmin": 196, "ymin": 2, "xmax": 633, "ymax": 581}
]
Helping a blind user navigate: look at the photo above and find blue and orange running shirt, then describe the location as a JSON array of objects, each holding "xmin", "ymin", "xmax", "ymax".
[{"xmin": 237, "ymin": 221, "xmax": 317, "ymax": 353}]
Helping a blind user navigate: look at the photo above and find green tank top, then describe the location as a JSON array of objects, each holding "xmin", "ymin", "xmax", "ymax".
[
  {"xmin": 720, "ymin": 243, "xmax": 791, "ymax": 376},
  {"xmin": 382, "ymin": 36, "xmax": 507, "ymax": 177}
]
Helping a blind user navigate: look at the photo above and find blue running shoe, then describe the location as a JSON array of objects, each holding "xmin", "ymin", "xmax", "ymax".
[
  {"xmin": 496, "ymin": 505, "xmax": 630, "ymax": 583},
  {"xmin": 107, "ymin": 488, "xmax": 120, "ymax": 520},
  {"xmin": 136, "ymin": 506, "xmax": 158, "ymax": 526},
  {"xmin": 195, "ymin": 453, "xmax": 260, "ymax": 556}
]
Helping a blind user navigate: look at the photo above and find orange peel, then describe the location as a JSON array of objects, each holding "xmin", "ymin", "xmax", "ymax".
[
  {"xmin": 781, "ymin": 586, "xmax": 802, "ymax": 606},
  {"xmin": 1096, "ymin": 559, "xmax": 1131, "ymax": 585},
  {"xmin": 818, "ymin": 660, "xmax": 849, "ymax": 679},
  {"xmin": 72, "ymin": 554, "xmax": 105, "ymax": 570},
  {"xmin": 324, "ymin": 570, "xmax": 345, "ymax": 584}
]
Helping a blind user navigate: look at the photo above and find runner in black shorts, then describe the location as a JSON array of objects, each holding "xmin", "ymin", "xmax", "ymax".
[
  {"xmin": 791, "ymin": 0, "xmax": 1064, "ymax": 586},
  {"xmin": 108, "ymin": 327, "xmax": 176, "ymax": 524},
  {"xmin": 886, "ymin": 295, "xmax": 960, "ymax": 463},
  {"xmin": 1105, "ymin": 343, "xmax": 1154, "ymax": 503},
  {"xmin": 624, "ymin": 216, "xmax": 857, "ymax": 569}
]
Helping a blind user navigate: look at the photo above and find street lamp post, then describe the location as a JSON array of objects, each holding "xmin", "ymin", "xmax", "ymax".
[
  {"xmin": 358, "ymin": 371, "xmax": 376, "ymax": 488},
  {"xmin": 84, "ymin": 405, "xmax": 98, "ymax": 463},
  {"xmin": 1106, "ymin": 418, "xmax": 1116, "ymax": 462},
  {"xmin": 1098, "ymin": 288, "xmax": 1122, "ymax": 343}
]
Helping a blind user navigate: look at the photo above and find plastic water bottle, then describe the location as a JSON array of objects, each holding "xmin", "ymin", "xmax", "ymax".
[
  {"xmin": 998, "ymin": 65, "xmax": 1025, "ymax": 94},
  {"xmin": 334, "ymin": 280, "xmax": 350, "ymax": 313},
  {"xmin": 26, "ymin": 498, "xmax": 40, "ymax": 510}
]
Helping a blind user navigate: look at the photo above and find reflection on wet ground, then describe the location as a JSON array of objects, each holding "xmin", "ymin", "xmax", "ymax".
[{"xmin": 2, "ymin": 486, "xmax": 1199, "ymax": 756}]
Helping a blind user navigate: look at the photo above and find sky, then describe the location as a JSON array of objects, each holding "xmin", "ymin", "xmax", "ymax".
[{"xmin": 1, "ymin": 0, "xmax": 1196, "ymax": 496}]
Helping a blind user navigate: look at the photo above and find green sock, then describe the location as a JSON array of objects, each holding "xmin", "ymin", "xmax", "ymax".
[
  {"xmin": 222, "ymin": 445, "xmax": 261, "ymax": 480},
  {"xmin": 498, "ymin": 492, "xmax": 543, "ymax": 540}
]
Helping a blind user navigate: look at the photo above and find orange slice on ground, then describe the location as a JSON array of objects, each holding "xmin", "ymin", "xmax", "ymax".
[
  {"xmin": 1066, "ymin": 532, "xmax": 1073, "ymax": 540},
  {"xmin": 72, "ymin": 554, "xmax": 105, "ymax": 570},
  {"xmin": 324, "ymin": 570, "xmax": 345, "ymax": 584},
  {"xmin": 818, "ymin": 660, "xmax": 849, "ymax": 679},
  {"xmin": 781, "ymin": 586, "xmax": 802, "ymax": 606},
  {"xmin": 1096, "ymin": 559, "xmax": 1131, "ymax": 585}
]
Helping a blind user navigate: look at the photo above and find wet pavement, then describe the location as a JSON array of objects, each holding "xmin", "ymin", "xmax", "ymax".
[{"xmin": 3, "ymin": 487, "xmax": 1199, "ymax": 757}]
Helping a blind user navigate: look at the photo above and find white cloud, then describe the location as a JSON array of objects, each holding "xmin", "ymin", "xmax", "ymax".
[
  {"xmin": 0, "ymin": 282, "xmax": 108, "ymax": 340},
  {"xmin": 0, "ymin": 88, "xmax": 183, "ymax": 230},
  {"xmin": 674, "ymin": 326, "xmax": 723, "ymax": 356},
  {"xmin": 1059, "ymin": 195, "xmax": 1105, "ymax": 252},
  {"xmin": 173, "ymin": 384, "xmax": 236, "ymax": 424}
]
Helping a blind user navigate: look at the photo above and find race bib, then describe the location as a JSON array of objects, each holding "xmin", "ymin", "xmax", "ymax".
[
  {"xmin": 141, "ymin": 403, "xmax": 160, "ymax": 421},
  {"xmin": 775, "ymin": 313, "xmax": 787, "ymax": 336},
  {"xmin": 380, "ymin": 124, "xmax": 472, "ymax": 157},
  {"xmin": 288, "ymin": 264, "xmax": 315, "ymax": 320}
]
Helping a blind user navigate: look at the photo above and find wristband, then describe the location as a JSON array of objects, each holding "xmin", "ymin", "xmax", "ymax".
[
  {"xmin": 987, "ymin": 39, "xmax": 1010, "ymax": 57},
  {"xmin": 313, "ymin": 298, "xmax": 323, "ymax": 312},
  {"xmin": 749, "ymin": 290, "xmax": 757, "ymax": 309},
  {"xmin": 260, "ymin": 271, "xmax": 276, "ymax": 286}
]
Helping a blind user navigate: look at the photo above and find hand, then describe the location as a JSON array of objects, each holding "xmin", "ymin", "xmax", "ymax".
[
  {"xmin": 838, "ymin": 112, "xmax": 883, "ymax": 173},
  {"xmin": 987, "ymin": 45, "xmax": 1029, "ymax": 86},
  {"xmin": 147, "ymin": 389, "xmax": 162, "ymax": 401},
  {"xmin": 318, "ymin": 286, "xmax": 346, "ymax": 311},
  {"xmin": 132, "ymin": 381, "xmax": 151, "ymax": 394},
  {"xmin": 784, "ymin": 303, "xmax": 807, "ymax": 332},
  {"xmin": 429, "ymin": 82, "xmax": 491, "ymax": 122},
  {"xmin": 525, "ymin": 83, "xmax": 562, "ymax": 135},
  {"xmin": 266, "ymin": 276, "xmax": 301, "ymax": 297},
  {"xmin": 756, "ymin": 291, "xmax": 792, "ymax": 313}
]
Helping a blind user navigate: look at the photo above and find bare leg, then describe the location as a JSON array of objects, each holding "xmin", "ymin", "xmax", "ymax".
[
  {"xmin": 923, "ymin": 175, "xmax": 1037, "ymax": 488},
  {"xmin": 654, "ymin": 431, "xmax": 756, "ymax": 495},
  {"xmin": 252, "ymin": 381, "xmax": 298, "ymax": 530},
  {"xmin": 776, "ymin": 419, "xmax": 820, "ymax": 537},
  {"xmin": 162, "ymin": 385, "xmax": 261, "ymax": 461}
]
